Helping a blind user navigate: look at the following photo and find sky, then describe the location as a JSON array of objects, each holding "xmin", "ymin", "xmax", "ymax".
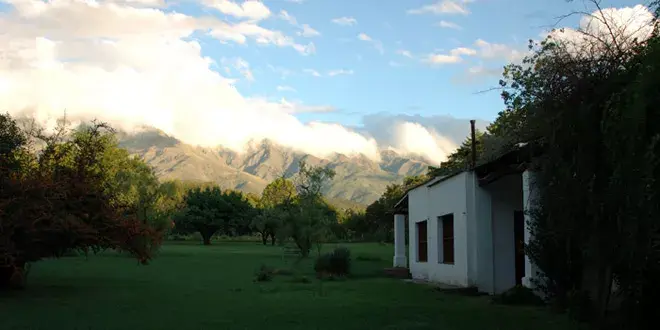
[{"xmin": 0, "ymin": 0, "xmax": 655, "ymax": 165}]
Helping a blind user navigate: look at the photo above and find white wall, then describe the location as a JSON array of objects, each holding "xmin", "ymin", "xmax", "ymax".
[
  {"xmin": 486, "ymin": 174, "xmax": 523, "ymax": 294},
  {"xmin": 408, "ymin": 172, "xmax": 470, "ymax": 286},
  {"xmin": 408, "ymin": 185, "xmax": 429, "ymax": 279}
]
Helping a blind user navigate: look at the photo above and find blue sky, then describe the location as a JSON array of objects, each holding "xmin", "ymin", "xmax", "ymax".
[
  {"xmin": 0, "ymin": 0, "xmax": 653, "ymax": 163},
  {"xmin": 180, "ymin": 0, "xmax": 646, "ymax": 126}
]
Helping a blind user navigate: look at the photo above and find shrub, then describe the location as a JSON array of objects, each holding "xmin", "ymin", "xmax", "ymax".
[
  {"xmin": 314, "ymin": 246, "xmax": 351, "ymax": 278},
  {"xmin": 491, "ymin": 285, "xmax": 545, "ymax": 306},
  {"xmin": 254, "ymin": 264, "xmax": 275, "ymax": 282}
]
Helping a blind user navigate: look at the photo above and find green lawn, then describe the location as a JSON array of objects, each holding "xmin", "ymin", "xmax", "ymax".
[{"xmin": 1, "ymin": 242, "xmax": 580, "ymax": 330}]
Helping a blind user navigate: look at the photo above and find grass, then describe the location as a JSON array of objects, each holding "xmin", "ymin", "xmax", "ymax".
[{"xmin": 0, "ymin": 242, "xmax": 581, "ymax": 330}]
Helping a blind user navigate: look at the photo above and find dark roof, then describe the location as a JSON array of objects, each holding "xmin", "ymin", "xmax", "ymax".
[{"xmin": 474, "ymin": 140, "xmax": 543, "ymax": 185}]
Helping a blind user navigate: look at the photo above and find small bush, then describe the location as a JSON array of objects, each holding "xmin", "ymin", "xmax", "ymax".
[
  {"xmin": 314, "ymin": 247, "xmax": 351, "ymax": 278},
  {"xmin": 254, "ymin": 264, "xmax": 275, "ymax": 282},
  {"xmin": 491, "ymin": 285, "xmax": 545, "ymax": 306}
]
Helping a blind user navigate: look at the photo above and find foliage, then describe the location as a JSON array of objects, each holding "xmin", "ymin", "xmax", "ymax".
[
  {"xmin": 252, "ymin": 177, "xmax": 297, "ymax": 245},
  {"xmin": 277, "ymin": 160, "xmax": 338, "ymax": 256},
  {"xmin": 496, "ymin": 3, "xmax": 660, "ymax": 328},
  {"xmin": 174, "ymin": 187, "xmax": 254, "ymax": 245},
  {"xmin": 0, "ymin": 114, "xmax": 161, "ymax": 289},
  {"xmin": 361, "ymin": 174, "xmax": 428, "ymax": 242},
  {"xmin": 314, "ymin": 247, "xmax": 351, "ymax": 278}
]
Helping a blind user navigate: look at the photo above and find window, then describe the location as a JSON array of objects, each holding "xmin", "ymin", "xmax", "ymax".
[
  {"xmin": 440, "ymin": 214, "xmax": 455, "ymax": 264},
  {"xmin": 416, "ymin": 221, "xmax": 428, "ymax": 262}
]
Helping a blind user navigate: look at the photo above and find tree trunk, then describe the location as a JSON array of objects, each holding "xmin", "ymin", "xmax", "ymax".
[
  {"xmin": 270, "ymin": 234, "xmax": 276, "ymax": 246},
  {"xmin": 201, "ymin": 231, "xmax": 213, "ymax": 245},
  {"xmin": 261, "ymin": 233, "xmax": 268, "ymax": 245}
]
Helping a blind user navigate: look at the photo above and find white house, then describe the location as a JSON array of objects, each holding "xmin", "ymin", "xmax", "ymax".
[{"xmin": 392, "ymin": 143, "xmax": 541, "ymax": 294}]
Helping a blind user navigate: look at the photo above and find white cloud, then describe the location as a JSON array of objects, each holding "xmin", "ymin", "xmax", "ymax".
[
  {"xmin": 331, "ymin": 16, "xmax": 357, "ymax": 26},
  {"xmin": 422, "ymin": 46, "xmax": 476, "ymax": 65},
  {"xmin": 298, "ymin": 24, "xmax": 320, "ymax": 37},
  {"xmin": 450, "ymin": 47, "xmax": 476, "ymax": 56},
  {"xmin": 473, "ymin": 39, "xmax": 525, "ymax": 62},
  {"xmin": 408, "ymin": 0, "xmax": 471, "ymax": 15},
  {"xmin": 546, "ymin": 5, "xmax": 656, "ymax": 56},
  {"xmin": 357, "ymin": 33, "xmax": 384, "ymax": 54},
  {"xmin": 279, "ymin": 10, "xmax": 298, "ymax": 25},
  {"xmin": 221, "ymin": 57, "xmax": 254, "ymax": 81},
  {"xmin": 0, "ymin": 0, "xmax": 380, "ymax": 161},
  {"xmin": 0, "ymin": 0, "xmax": 495, "ymax": 165},
  {"xmin": 327, "ymin": 69, "xmax": 353, "ymax": 76},
  {"xmin": 302, "ymin": 69, "xmax": 353, "ymax": 77},
  {"xmin": 303, "ymin": 68, "xmax": 322, "ymax": 77},
  {"xmin": 277, "ymin": 85, "xmax": 297, "ymax": 92},
  {"xmin": 203, "ymin": 0, "xmax": 271, "ymax": 21},
  {"xmin": 210, "ymin": 21, "xmax": 316, "ymax": 55},
  {"xmin": 436, "ymin": 20, "xmax": 462, "ymax": 30},
  {"xmin": 279, "ymin": 10, "xmax": 320, "ymax": 38},
  {"xmin": 397, "ymin": 49, "xmax": 414, "ymax": 58}
]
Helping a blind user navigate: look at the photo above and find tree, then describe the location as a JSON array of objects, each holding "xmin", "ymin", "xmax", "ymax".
[
  {"xmin": 360, "ymin": 174, "xmax": 428, "ymax": 242},
  {"xmin": 495, "ymin": 2, "xmax": 659, "ymax": 327},
  {"xmin": 253, "ymin": 177, "xmax": 297, "ymax": 245},
  {"xmin": 174, "ymin": 188, "xmax": 253, "ymax": 245},
  {"xmin": 277, "ymin": 160, "xmax": 337, "ymax": 257},
  {"xmin": 0, "ymin": 114, "xmax": 160, "ymax": 289}
]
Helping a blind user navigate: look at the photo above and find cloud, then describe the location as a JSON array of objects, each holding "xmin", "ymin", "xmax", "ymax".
[
  {"xmin": 408, "ymin": 0, "xmax": 471, "ymax": 15},
  {"xmin": 303, "ymin": 69, "xmax": 353, "ymax": 77},
  {"xmin": 0, "ymin": 0, "xmax": 493, "ymax": 165},
  {"xmin": 331, "ymin": 16, "xmax": 357, "ymax": 26},
  {"xmin": 303, "ymin": 69, "xmax": 322, "ymax": 77},
  {"xmin": 298, "ymin": 24, "xmax": 320, "ymax": 37},
  {"xmin": 221, "ymin": 57, "xmax": 254, "ymax": 81},
  {"xmin": 0, "ymin": 0, "xmax": 378, "ymax": 160},
  {"xmin": 545, "ymin": 5, "xmax": 656, "ymax": 56},
  {"xmin": 473, "ymin": 39, "xmax": 525, "ymax": 62},
  {"xmin": 397, "ymin": 50, "xmax": 414, "ymax": 58},
  {"xmin": 279, "ymin": 10, "xmax": 320, "ymax": 38},
  {"xmin": 327, "ymin": 69, "xmax": 354, "ymax": 76},
  {"xmin": 210, "ymin": 21, "xmax": 316, "ymax": 55},
  {"xmin": 203, "ymin": 0, "xmax": 271, "ymax": 21},
  {"xmin": 357, "ymin": 33, "xmax": 384, "ymax": 54},
  {"xmin": 277, "ymin": 85, "xmax": 297, "ymax": 92},
  {"xmin": 436, "ymin": 20, "xmax": 462, "ymax": 30},
  {"xmin": 359, "ymin": 114, "xmax": 489, "ymax": 164},
  {"xmin": 279, "ymin": 10, "xmax": 298, "ymax": 25},
  {"xmin": 423, "ymin": 46, "xmax": 476, "ymax": 65}
]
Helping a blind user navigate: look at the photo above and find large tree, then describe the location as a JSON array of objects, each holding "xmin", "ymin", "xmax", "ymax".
[
  {"xmin": 252, "ymin": 177, "xmax": 297, "ymax": 245},
  {"xmin": 0, "ymin": 114, "xmax": 160, "ymax": 289},
  {"xmin": 276, "ymin": 161, "xmax": 337, "ymax": 256},
  {"xmin": 174, "ymin": 188, "xmax": 253, "ymax": 245},
  {"xmin": 496, "ymin": 2, "xmax": 659, "ymax": 327}
]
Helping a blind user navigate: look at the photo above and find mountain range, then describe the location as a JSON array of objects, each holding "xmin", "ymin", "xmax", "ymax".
[{"xmin": 116, "ymin": 128, "xmax": 433, "ymax": 206}]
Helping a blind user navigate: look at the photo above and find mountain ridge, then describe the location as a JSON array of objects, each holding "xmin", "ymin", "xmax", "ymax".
[{"xmin": 117, "ymin": 127, "xmax": 433, "ymax": 205}]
